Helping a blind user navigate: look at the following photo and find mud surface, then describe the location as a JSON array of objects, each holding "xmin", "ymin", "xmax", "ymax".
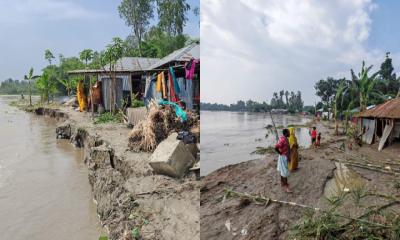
[
  {"xmin": 201, "ymin": 121, "xmax": 400, "ymax": 239},
  {"xmin": 30, "ymin": 104, "xmax": 199, "ymax": 240}
]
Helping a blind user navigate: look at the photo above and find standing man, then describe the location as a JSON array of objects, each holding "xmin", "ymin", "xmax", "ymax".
[{"xmin": 275, "ymin": 128, "xmax": 292, "ymax": 193}]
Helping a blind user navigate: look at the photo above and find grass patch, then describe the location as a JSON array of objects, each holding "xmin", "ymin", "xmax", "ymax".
[
  {"xmin": 251, "ymin": 146, "xmax": 275, "ymax": 155},
  {"xmin": 94, "ymin": 112, "xmax": 123, "ymax": 124}
]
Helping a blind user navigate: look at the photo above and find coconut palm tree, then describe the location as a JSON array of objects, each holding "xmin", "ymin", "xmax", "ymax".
[
  {"xmin": 24, "ymin": 67, "xmax": 40, "ymax": 106},
  {"xmin": 79, "ymin": 49, "xmax": 94, "ymax": 115}
]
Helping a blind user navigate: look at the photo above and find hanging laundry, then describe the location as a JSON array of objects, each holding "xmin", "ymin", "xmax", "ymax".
[
  {"xmin": 158, "ymin": 100, "xmax": 187, "ymax": 122},
  {"xmin": 77, "ymin": 80, "xmax": 87, "ymax": 112},
  {"xmin": 186, "ymin": 79, "xmax": 193, "ymax": 110},
  {"xmin": 161, "ymin": 72, "xmax": 167, "ymax": 99},
  {"xmin": 156, "ymin": 72, "xmax": 162, "ymax": 92},
  {"xmin": 168, "ymin": 71, "xmax": 179, "ymax": 103},
  {"xmin": 169, "ymin": 66, "xmax": 180, "ymax": 94},
  {"xmin": 185, "ymin": 59, "xmax": 199, "ymax": 80}
]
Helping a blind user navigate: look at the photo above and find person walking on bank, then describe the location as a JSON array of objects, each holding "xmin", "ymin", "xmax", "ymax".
[
  {"xmin": 275, "ymin": 128, "xmax": 292, "ymax": 193},
  {"xmin": 288, "ymin": 127, "xmax": 299, "ymax": 171}
]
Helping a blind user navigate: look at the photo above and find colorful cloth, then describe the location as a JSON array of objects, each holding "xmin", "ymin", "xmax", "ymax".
[
  {"xmin": 275, "ymin": 135, "xmax": 289, "ymax": 157},
  {"xmin": 161, "ymin": 72, "xmax": 167, "ymax": 99},
  {"xmin": 77, "ymin": 80, "xmax": 87, "ymax": 112},
  {"xmin": 185, "ymin": 59, "xmax": 199, "ymax": 80},
  {"xmin": 168, "ymin": 71, "xmax": 179, "ymax": 103},
  {"xmin": 277, "ymin": 155, "xmax": 289, "ymax": 177},
  {"xmin": 158, "ymin": 100, "xmax": 187, "ymax": 122},
  {"xmin": 169, "ymin": 67, "xmax": 180, "ymax": 94},
  {"xmin": 156, "ymin": 72, "xmax": 162, "ymax": 92}
]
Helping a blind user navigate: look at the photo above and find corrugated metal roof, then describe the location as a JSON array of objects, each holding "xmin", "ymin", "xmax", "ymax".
[
  {"xmin": 357, "ymin": 98, "xmax": 400, "ymax": 119},
  {"xmin": 68, "ymin": 57, "xmax": 159, "ymax": 74},
  {"xmin": 149, "ymin": 42, "xmax": 200, "ymax": 70},
  {"xmin": 104, "ymin": 57, "xmax": 159, "ymax": 71}
]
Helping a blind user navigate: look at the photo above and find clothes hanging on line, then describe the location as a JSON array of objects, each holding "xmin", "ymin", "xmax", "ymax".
[
  {"xmin": 185, "ymin": 59, "xmax": 199, "ymax": 80},
  {"xmin": 169, "ymin": 66, "xmax": 180, "ymax": 94}
]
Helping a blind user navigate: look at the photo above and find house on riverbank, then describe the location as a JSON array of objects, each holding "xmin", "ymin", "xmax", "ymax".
[
  {"xmin": 357, "ymin": 98, "xmax": 400, "ymax": 150},
  {"xmin": 68, "ymin": 42, "xmax": 200, "ymax": 113},
  {"xmin": 68, "ymin": 57, "xmax": 159, "ymax": 111}
]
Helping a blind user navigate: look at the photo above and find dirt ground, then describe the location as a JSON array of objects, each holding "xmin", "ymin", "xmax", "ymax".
[
  {"xmin": 200, "ymin": 120, "xmax": 400, "ymax": 240},
  {"xmin": 33, "ymin": 105, "xmax": 200, "ymax": 240}
]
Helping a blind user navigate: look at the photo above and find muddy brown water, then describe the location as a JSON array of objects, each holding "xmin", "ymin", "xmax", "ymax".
[
  {"xmin": 0, "ymin": 96, "xmax": 104, "ymax": 239},
  {"xmin": 201, "ymin": 110, "xmax": 312, "ymax": 176}
]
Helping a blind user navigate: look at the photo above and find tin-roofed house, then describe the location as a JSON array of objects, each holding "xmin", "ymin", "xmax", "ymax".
[
  {"xmin": 145, "ymin": 42, "xmax": 200, "ymax": 111},
  {"xmin": 69, "ymin": 57, "xmax": 159, "ymax": 111},
  {"xmin": 357, "ymin": 98, "xmax": 400, "ymax": 150}
]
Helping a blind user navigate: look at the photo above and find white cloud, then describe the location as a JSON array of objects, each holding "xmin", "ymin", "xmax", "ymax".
[
  {"xmin": 201, "ymin": 0, "xmax": 390, "ymax": 105},
  {"xmin": 0, "ymin": 0, "xmax": 106, "ymax": 23}
]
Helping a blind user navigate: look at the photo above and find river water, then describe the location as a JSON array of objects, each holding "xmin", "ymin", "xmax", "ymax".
[
  {"xmin": 0, "ymin": 96, "xmax": 103, "ymax": 239},
  {"xmin": 201, "ymin": 111, "xmax": 312, "ymax": 176}
]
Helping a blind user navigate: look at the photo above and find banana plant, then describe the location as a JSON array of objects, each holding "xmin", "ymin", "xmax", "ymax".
[
  {"xmin": 24, "ymin": 67, "xmax": 40, "ymax": 106},
  {"xmin": 350, "ymin": 61, "xmax": 382, "ymax": 112}
]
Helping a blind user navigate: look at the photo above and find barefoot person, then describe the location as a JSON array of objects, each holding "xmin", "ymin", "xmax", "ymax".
[
  {"xmin": 288, "ymin": 127, "xmax": 298, "ymax": 171},
  {"xmin": 275, "ymin": 128, "xmax": 292, "ymax": 193}
]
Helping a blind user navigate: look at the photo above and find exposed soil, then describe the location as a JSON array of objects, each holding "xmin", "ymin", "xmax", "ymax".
[
  {"xmin": 32, "ymin": 106, "xmax": 199, "ymax": 240},
  {"xmin": 200, "ymin": 121, "xmax": 400, "ymax": 239}
]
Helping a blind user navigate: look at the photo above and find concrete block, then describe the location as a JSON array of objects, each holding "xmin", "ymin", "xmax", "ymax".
[
  {"xmin": 149, "ymin": 133, "xmax": 195, "ymax": 178},
  {"xmin": 185, "ymin": 143, "xmax": 199, "ymax": 159}
]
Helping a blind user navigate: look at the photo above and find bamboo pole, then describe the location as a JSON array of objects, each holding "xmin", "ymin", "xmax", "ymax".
[{"xmin": 223, "ymin": 189, "xmax": 395, "ymax": 228}]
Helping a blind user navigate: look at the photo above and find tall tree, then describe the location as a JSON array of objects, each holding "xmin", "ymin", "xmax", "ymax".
[
  {"xmin": 24, "ymin": 68, "xmax": 40, "ymax": 106},
  {"xmin": 156, "ymin": 0, "xmax": 190, "ymax": 36},
  {"xmin": 118, "ymin": 0, "xmax": 154, "ymax": 57},
  {"xmin": 315, "ymin": 77, "xmax": 339, "ymax": 120},
  {"xmin": 45, "ymin": 49, "xmax": 55, "ymax": 65}
]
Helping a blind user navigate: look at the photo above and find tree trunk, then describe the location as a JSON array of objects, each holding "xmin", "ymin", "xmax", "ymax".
[{"xmin": 29, "ymin": 81, "xmax": 32, "ymax": 106}]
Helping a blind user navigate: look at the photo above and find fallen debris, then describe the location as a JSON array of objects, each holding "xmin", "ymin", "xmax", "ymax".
[
  {"xmin": 149, "ymin": 133, "xmax": 195, "ymax": 178},
  {"xmin": 128, "ymin": 101, "xmax": 199, "ymax": 152}
]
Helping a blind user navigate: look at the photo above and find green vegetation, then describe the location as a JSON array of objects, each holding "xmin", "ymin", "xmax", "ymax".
[
  {"xmin": 251, "ymin": 146, "xmax": 275, "ymax": 155},
  {"xmin": 94, "ymin": 112, "xmax": 124, "ymax": 124},
  {"xmin": 315, "ymin": 53, "xmax": 400, "ymax": 124}
]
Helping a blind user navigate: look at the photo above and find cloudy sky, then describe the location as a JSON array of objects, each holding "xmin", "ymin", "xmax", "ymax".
[
  {"xmin": 0, "ymin": 0, "xmax": 199, "ymax": 82},
  {"xmin": 201, "ymin": 0, "xmax": 400, "ymax": 105}
]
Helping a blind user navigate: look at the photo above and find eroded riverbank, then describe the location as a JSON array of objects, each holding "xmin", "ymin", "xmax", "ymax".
[
  {"xmin": 200, "ymin": 121, "xmax": 400, "ymax": 239},
  {"xmin": 26, "ymin": 101, "xmax": 199, "ymax": 239},
  {"xmin": 0, "ymin": 96, "xmax": 104, "ymax": 240}
]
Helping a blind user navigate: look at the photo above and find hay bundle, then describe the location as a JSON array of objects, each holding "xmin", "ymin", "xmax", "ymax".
[{"xmin": 128, "ymin": 100, "xmax": 199, "ymax": 152}]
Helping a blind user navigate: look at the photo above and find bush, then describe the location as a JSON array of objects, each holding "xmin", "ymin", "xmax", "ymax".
[{"xmin": 94, "ymin": 112, "xmax": 123, "ymax": 124}]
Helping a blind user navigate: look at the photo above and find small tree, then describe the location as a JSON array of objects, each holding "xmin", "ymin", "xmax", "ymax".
[
  {"xmin": 24, "ymin": 67, "xmax": 40, "ymax": 106},
  {"xmin": 36, "ymin": 70, "xmax": 57, "ymax": 104},
  {"xmin": 101, "ymin": 38, "xmax": 124, "ymax": 113}
]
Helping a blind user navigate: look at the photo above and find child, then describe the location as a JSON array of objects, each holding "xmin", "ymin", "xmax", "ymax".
[
  {"xmin": 316, "ymin": 132, "xmax": 321, "ymax": 148},
  {"xmin": 275, "ymin": 128, "xmax": 292, "ymax": 193},
  {"xmin": 310, "ymin": 127, "xmax": 317, "ymax": 148}
]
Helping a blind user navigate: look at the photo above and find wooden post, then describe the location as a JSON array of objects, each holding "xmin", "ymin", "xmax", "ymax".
[{"xmin": 90, "ymin": 74, "xmax": 94, "ymax": 118}]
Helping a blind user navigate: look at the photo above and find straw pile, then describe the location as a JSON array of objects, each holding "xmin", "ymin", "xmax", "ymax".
[{"xmin": 128, "ymin": 101, "xmax": 199, "ymax": 152}]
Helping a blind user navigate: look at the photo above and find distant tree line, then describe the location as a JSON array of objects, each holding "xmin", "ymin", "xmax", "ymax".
[
  {"xmin": 201, "ymin": 90, "xmax": 307, "ymax": 113},
  {"xmin": 0, "ymin": 78, "xmax": 39, "ymax": 95}
]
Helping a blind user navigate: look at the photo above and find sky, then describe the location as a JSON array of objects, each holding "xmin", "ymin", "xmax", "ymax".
[
  {"xmin": 0, "ymin": 0, "xmax": 199, "ymax": 82},
  {"xmin": 201, "ymin": 0, "xmax": 400, "ymax": 105}
]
